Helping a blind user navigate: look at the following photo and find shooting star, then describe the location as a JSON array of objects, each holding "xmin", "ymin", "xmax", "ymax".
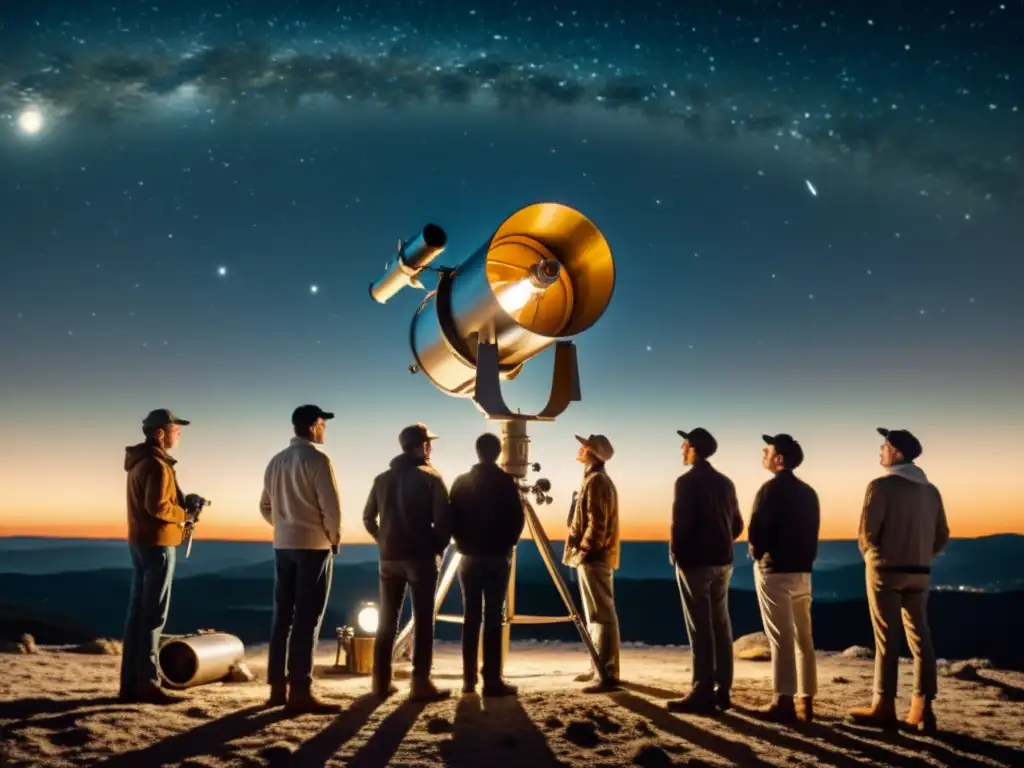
[{"xmin": 805, "ymin": 179, "xmax": 819, "ymax": 197}]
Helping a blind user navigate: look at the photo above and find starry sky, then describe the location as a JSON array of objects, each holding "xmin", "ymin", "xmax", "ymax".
[{"xmin": 1, "ymin": 0, "xmax": 1022, "ymax": 543}]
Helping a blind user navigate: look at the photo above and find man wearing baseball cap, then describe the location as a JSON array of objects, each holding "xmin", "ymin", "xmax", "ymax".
[
  {"xmin": 848, "ymin": 428, "xmax": 950, "ymax": 734},
  {"xmin": 667, "ymin": 427, "xmax": 745, "ymax": 715},
  {"xmin": 748, "ymin": 433, "xmax": 821, "ymax": 724},
  {"xmin": 120, "ymin": 409, "xmax": 194, "ymax": 704},
  {"xmin": 259, "ymin": 404, "xmax": 343, "ymax": 713},
  {"xmin": 363, "ymin": 422, "xmax": 453, "ymax": 702},
  {"xmin": 564, "ymin": 433, "xmax": 621, "ymax": 693}
]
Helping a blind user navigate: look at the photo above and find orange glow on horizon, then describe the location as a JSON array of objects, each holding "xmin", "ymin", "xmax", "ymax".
[
  {"xmin": 2, "ymin": 420, "xmax": 1021, "ymax": 547},
  {"xmin": 1, "ymin": 503, "xmax": 1020, "ymax": 544}
]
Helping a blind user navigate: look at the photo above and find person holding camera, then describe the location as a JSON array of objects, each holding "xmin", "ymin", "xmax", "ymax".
[
  {"xmin": 120, "ymin": 408, "xmax": 197, "ymax": 705},
  {"xmin": 363, "ymin": 423, "xmax": 453, "ymax": 702},
  {"xmin": 449, "ymin": 432, "xmax": 525, "ymax": 697},
  {"xmin": 564, "ymin": 433, "xmax": 622, "ymax": 694},
  {"xmin": 259, "ymin": 405, "xmax": 343, "ymax": 714}
]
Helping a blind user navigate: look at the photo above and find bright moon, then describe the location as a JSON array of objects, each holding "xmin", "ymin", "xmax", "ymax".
[
  {"xmin": 17, "ymin": 109, "xmax": 44, "ymax": 135},
  {"xmin": 217, "ymin": 266, "xmax": 227, "ymax": 276}
]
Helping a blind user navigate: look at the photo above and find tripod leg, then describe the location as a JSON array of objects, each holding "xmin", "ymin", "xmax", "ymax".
[
  {"xmin": 393, "ymin": 544, "xmax": 462, "ymax": 660},
  {"xmin": 523, "ymin": 501, "xmax": 609, "ymax": 684},
  {"xmin": 501, "ymin": 545, "xmax": 517, "ymax": 664}
]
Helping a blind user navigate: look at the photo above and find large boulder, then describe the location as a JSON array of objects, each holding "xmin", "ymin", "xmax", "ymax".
[
  {"xmin": 72, "ymin": 638, "xmax": 123, "ymax": 655},
  {"xmin": 734, "ymin": 632, "xmax": 771, "ymax": 661},
  {"xmin": 0, "ymin": 633, "xmax": 38, "ymax": 654},
  {"xmin": 842, "ymin": 645, "xmax": 874, "ymax": 660}
]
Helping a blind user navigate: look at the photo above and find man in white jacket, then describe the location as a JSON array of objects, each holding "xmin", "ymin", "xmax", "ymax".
[{"xmin": 259, "ymin": 404, "xmax": 343, "ymax": 713}]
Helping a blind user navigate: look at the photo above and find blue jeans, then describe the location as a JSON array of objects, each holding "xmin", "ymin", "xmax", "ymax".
[
  {"xmin": 120, "ymin": 544, "xmax": 176, "ymax": 694},
  {"xmin": 267, "ymin": 549, "xmax": 335, "ymax": 690}
]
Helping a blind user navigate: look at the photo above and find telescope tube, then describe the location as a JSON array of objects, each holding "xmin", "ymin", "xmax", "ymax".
[
  {"xmin": 409, "ymin": 203, "xmax": 614, "ymax": 396},
  {"xmin": 369, "ymin": 224, "xmax": 448, "ymax": 304}
]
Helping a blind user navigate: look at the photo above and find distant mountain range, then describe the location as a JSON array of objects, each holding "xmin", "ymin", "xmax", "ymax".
[
  {"xmin": 2, "ymin": 560, "xmax": 1022, "ymax": 672},
  {"xmin": 3, "ymin": 535, "xmax": 1022, "ymax": 670},
  {"xmin": 2, "ymin": 535, "xmax": 1022, "ymax": 601}
]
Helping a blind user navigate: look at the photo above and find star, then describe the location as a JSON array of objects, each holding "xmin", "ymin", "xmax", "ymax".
[{"xmin": 17, "ymin": 108, "xmax": 44, "ymax": 135}]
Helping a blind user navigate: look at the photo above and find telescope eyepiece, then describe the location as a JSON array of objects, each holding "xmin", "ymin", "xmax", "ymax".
[{"xmin": 421, "ymin": 223, "xmax": 447, "ymax": 249}]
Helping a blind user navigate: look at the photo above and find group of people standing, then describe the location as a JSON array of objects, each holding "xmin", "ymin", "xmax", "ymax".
[
  {"xmin": 119, "ymin": 406, "xmax": 950, "ymax": 735},
  {"xmin": 658, "ymin": 426, "xmax": 949, "ymax": 736}
]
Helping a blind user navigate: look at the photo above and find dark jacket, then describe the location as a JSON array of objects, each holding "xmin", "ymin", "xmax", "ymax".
[
  {"xmin": 859, "ymin": 463, "xmax": 950, "ymax": 574},
  {"xmin": 563, "ymin": 462, "xmax": 620, "ymax": 569},
  {"xmin": 363, "ymin": 454, "xmax": 453, "ymax": 561},
  {"xmin": 124, "ymin": 442, "xmax": 187, "ymax": 547},
  {"xmin": 670, "ymin": 461, "xmax": 744, "ymax": 568},
  {"xmin": 748, "ymin": 469, "xmax": 820, "ymax": 574},
  {"xmin": 449, "ymin": 463, "xmax": 525, "ymax": 558}
]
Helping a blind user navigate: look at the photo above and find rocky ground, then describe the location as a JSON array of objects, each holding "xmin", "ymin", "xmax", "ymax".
[{"xmin": 1, "ymin": 636, "xmax": 1022, "ymax": 767}]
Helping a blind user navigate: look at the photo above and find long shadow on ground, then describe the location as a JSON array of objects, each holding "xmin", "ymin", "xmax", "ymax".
[{"xmin": 91, "ymin": 705, "xmax": 289, "ymax": 767}]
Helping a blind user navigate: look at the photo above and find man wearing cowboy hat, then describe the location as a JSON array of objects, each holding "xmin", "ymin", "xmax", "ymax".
[
  {"xmin": 848, "ymin": 427, "xmax": 950, "ymax": 734},
  {"xmin": 564, "ymin": 433, "xmax": 621, "ymax": 693}
]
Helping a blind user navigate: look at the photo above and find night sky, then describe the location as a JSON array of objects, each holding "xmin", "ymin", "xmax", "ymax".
[{"xmin": 1, "ymin": 0, "xmax": 1021, "ymax": 542}]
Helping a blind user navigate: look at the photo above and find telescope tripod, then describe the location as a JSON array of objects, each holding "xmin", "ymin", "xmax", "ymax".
[{"xmin": 392, "ymin": 419, "xmax": 609, "ymax": 684}]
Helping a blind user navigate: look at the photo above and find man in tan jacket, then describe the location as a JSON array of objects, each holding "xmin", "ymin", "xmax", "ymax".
[
  {"xmin": 120, "ymin": 408, "xmax": 195, "ymax": 705},
  {"xmin": 564, "ymin": 433, "xmax": 621, "ymax": 693},
  {"xmin": 848, "ymin": 428, "xmax": 950, "ymax": 734}
]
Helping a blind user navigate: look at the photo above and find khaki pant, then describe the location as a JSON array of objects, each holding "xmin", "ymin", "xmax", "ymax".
[
  {"xmin": 754, "ymin": 568, "xmax": 817, "ymax": 697},
  {"xmin": 866, "ymin": 567, "xmax": 937, "ymax": 698},
  {"xmin": 577, "ymin": 563, "xmax": 620, "ymax": 680}
]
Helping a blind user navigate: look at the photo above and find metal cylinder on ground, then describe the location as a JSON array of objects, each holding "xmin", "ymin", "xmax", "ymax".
[
  {"xmin": 348, "ymin": 637, "xmax": 375, "ymax": 675},
  {"xmin": 158, "ymin": 632, "xmax": 245, "ymax": 689}
]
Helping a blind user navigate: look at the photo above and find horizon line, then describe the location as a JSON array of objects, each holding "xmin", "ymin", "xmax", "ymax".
[{"xmin": 1, "ymin": 533, "xmax": 1019, "ymax": 544}]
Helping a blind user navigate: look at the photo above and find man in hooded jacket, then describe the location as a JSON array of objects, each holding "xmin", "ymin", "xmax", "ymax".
[
  {"xmin": 848, "ymin": 428, "xmax": 950, "ymax": 734},
  {"xmin": 120, "ymin": 409, "xmax": 197, "ymax": 704},
  {"xmin": 363, "ymin": 423, "xmax": 453, "ymax": 702}
]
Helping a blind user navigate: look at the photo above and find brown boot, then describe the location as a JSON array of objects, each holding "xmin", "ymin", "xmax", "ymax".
[
  {"xmin": 408, "ymin": 677, "xmax": 451, "ymax": 703},
  {"xmin": 904, "ymin": 694, "xmax": 937, "ymax": 735},
  {"xmin": 136, "ymin": 684, "xmax": 185, "ymax": 705},
  {"xmin": 759, "ymin": 695, "xmax": 798, "ymax": 723},
  {"xmin": 482, "ymin": 680, "xmax": 518, "ymax": 697},
  {"xmin": 848, "ymin": 695, "xmax": 898, "ymax": 729},
  {"xmin": 265, "ymin": 683, "xmax": 287, "ymax": 707},
  {"xmin": 667, "ymin": 688, "xmax": 718, "ymax": 715},
  {"xmin": 285, "ymin": 687, "xmax": 341, "ymax": 714},
  {"xmin": 795, "ymin": 696, "xmax": 814, "ymax": 724}
]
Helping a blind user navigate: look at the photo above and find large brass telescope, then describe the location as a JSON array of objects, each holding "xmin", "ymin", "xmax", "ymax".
[
  {"xmin": 370, "ymin": 201, "xmax": 617, "ymax": 683},
  {"xmin": 369, "ymin": 203, "xmax": 616, "ymax": 412}
]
